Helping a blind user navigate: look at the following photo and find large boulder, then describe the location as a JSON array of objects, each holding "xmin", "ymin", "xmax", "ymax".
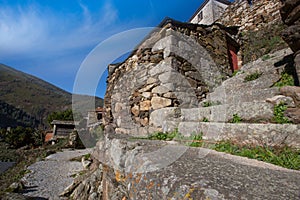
[
  {"xmin": 280, "ymin": 0, "xmax": 300, "ymax": 82},
  {"xmin": 280, "ymin": 86, "xmax": 300, "ymax": 107},
  {"xmin": 280, "ymin": 0, "xmax": 300, "ymax": 51},
  {"xmin": 280, "ymin": 86, "xmax": 300, "ymax": 123}
]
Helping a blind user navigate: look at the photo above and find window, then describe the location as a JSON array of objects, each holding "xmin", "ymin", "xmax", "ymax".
[
  {"xmin": 97, "ymin": 113, "xmax": 103, "ymax": 120},
  {"xmin": 198, "ymin": 11, "xmax": 203, "ymax": 21}
]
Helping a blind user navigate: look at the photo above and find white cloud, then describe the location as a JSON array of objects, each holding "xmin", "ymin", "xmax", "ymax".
[
  {"xmin": 101, "ymin": 2, "xmax": 118, "ymax": 26},
  {"xmin": 0, "ymin": 1, "xmax": 120, "ymax": 60}
]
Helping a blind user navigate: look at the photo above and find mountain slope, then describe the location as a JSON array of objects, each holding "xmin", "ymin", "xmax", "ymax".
[{"xmin": 0, "ymin": 64, "xmax": 103, "ymax": 128}]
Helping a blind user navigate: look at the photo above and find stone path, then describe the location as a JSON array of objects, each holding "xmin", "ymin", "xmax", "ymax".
[{"xmin": 21, "ymin": 148, "xmax": 92, "ymax": 200}]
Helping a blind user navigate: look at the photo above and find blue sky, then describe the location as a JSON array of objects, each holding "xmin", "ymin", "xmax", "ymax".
[{"xmin": 0, "ymin": 0, "xmax": 206, "ymax": 98}]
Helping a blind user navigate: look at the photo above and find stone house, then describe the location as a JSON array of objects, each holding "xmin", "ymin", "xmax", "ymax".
[
  {"xmin": 87, "ymin": 107, "xmax": 105, "ymax": 128},
  {"xmin": 189, "ymin": 0, "xmax": 232, "ymax": 25},
  {"xmin": 104, "ymin": 18, "xmax": 239, "ymax": 136},
  {"xmin": 51, "ymin": 120, "xmax": 79, "ymax": 139},
  {"xmin": 103, "ymin": 0, "xmax": 290, "ymax": 137}
]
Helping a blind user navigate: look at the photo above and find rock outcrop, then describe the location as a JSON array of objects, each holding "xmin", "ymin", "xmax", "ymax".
[
  {"xmin": 63, "ymin": 133, "xmax": 300, "ymax": 200},
  {"xmin": 280, "ymin": 0, "xmax": 300, "ymax": 83},
  {"xmin": 280, "ymin": 86, "xmax": 300, "ymax": 123}
]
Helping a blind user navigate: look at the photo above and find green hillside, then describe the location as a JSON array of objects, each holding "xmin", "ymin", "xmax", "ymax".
[{"xmin": 0, "ymin": 64, "xmax": 103, "ymax": 128}]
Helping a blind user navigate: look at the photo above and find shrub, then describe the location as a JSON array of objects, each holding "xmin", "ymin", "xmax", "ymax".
[
  {"xmin": 3, "ymin": 127, "xmax": 39, "ymax": 148},
  {"xmin": 47, "ymin": 109, "xmax": 74, "ymax": 127}
]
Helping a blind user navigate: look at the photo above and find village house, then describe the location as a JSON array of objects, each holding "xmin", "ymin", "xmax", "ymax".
[
  {"xmin": 189, "ymin": 0, "xmax": 232, "ymax": 25},
  {"xmin": 43, "ymin": 120, "xmax": 79, "ymax": 144},
  {"xmin": 87, "ymin": 107, "xmax": 105, "ymax": 128}
]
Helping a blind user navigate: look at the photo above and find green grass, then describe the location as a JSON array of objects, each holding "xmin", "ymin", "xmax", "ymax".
[
  {"xmin": 147, "ymin": 130, "xmax": 203, "ymax": 147},
  {"xmin": 273, "ymin": 102, "xmax": 291, "ymax": 124},
  {"xmin": 229, "ymin": 114, "xmax": 242, "ymax": 123},
  {"xmin": 189, "ymin": 134, "xmax": 203, "ymax": 147},
  {"xmin": 213, "ymin": 141, "xmax": 300, "ymax": 170},
  {"xmin": 244, "ymin": 71, "xmax": 262, "ymax": 82},
  {"xmin": 274, "ymin": 72, "xmax": 294, "ymax": 88},
  {"xmin": 232, "ymin": 70, "xmax": 239, "ymax": 76},
  {"xmin": 148, "ymin": 131, "xmax": 177, "ymax": 141},
  {"xmin": 202, "ymin": 101, "xmax": 221, "ymax": 107},
  {"xmin": 138, "ymin": 127, "xmax": 300, "ymax": 170},
  {"xmin": 202, "ymin": 117, "xmax": 209, "ymax": 122},
  {"xmin": 262, "ymin": 54, "xmax": 271, "ymax": 61}
]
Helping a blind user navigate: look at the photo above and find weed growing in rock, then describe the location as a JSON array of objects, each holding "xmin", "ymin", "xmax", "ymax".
[
  {"xmin": 202, "ymin": 101, "xmax": 221, "ymax": 107},
  {"xmin": 189, "ymin": 133, "xmax": 203, "ymax": 147},
  {"xmin": 244, "ymin": 71, "xmax": 262, "ymax": 82},
  {"xmin": 274, "ymin": 72, "xmax": 294, "ymax": 87},
  {"xmin": 213, "ymin": 141, "xmax": 300, "ymax": 170},
  {"xmin": 232, "ymin": 70, "xmax": 239, "ymax": 76},
  {"xmin": 147, "ymin": 130, "xmax": 203, "ymax": 147},
  {"xmin": 202, "ymin": 117, "xmax": 209, "ymax": 122},
  {"xmin": 273, "ymin": 102, "xmax": 291, "ymax": 124},
  {"xmin": 230, "ymin": 114, "xmax": 242, "ymax": 123},
  {"xmin": 148, "ymin": 130, "xmax": 178, "ymax": 141},
  {"xmin": 262, "ymin": 54, "xmax": 271, "ymax": 61}
]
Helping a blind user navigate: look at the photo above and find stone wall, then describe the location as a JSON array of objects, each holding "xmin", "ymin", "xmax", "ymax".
[
  {"xmin": 218, "ymin": 0, "xmax": 282, "ymax": 31},
  {"xmin": 218, "ymin": 0, "xmax": 288, "ymax": 64},
  {"xmin": 104, "ymin": 19, "xmax": 237, "ymax": 136}
]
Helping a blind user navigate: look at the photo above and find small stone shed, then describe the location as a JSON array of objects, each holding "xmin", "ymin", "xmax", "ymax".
[
  {"xmin": 51, "ymin": 120, "xmax": 79, "ymax": 139},
  {"xmin": 104, "ymin": 18, "xmax": 239, "ymax": 136},
  {"xmin": 87, "ymin": 107, "xmax": 105, "ymax": 128}
]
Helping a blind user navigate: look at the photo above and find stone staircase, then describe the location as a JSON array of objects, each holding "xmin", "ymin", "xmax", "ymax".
[{"xmin": 150, "ymin": 48, "xmax": 300, "ymax": 148}]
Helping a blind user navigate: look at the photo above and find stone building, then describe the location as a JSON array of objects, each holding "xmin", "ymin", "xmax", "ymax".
[
  {"xmin": 87, "ymin": 107, "xmax": 104, "ymax": 128},
  {"xmin": 51, "ymin": 120, "xmax": 78, "ymax": 139},
  {"xmin": 104, "ymin": 18, "xmax": 239, "ymax": 136},
  {"xmin": 189, "ymin": 0, "xmax": 232, "ymax": 25},
  {"xmin": 217, "ymin": 0, "xmax": 287, "ymax": 64}
]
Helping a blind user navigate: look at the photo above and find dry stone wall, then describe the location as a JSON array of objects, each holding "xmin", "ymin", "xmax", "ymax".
[
  {"xmin": 104, "ymin": 19, "xmax": 236, "ymax": 136},
  {"xmin": 218, "ymin": 0, "xmax": 288, "ymax": 64},
  {"xmin": 218, "ymin": 0, "xmax": 282, "ymax": 31}
]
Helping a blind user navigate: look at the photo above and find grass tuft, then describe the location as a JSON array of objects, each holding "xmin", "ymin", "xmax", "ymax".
[
  {"xmin": 213, "ymin": 141, "xmax": 300, "ymax": 170},
  {"xmin": 244, "ymin": 71, "xmax": 262, "ymax": 82}
]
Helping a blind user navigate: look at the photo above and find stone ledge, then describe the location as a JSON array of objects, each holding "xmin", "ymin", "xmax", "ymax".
[
  {"xmin": 90, "ymin": 135, "xmax": 300, "ymax": 199},
  {"xmin": 177, "ymin": 122, "xmax": 300, "ymax": 148}
]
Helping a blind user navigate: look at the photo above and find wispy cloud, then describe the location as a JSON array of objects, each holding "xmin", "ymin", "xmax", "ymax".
[
  {"xmin": 0, "ymin": 1, "xmax": 120, "ymax": 59},
  {"xmin": 0, "ymin": 0, "xmax": 146, "ymax": 96}
]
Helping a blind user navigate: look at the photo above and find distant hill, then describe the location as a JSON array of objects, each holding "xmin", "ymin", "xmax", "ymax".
[{"xmin": 0, "ymin": 64, "xmax": 103, "ymax": 129}]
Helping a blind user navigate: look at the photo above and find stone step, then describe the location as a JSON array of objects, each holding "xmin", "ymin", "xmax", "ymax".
[
  {"xmin": 150, "ymin": 102, "xmax": 274, "ymax": 128},
  {"xmin": 203, "ymin": 48, "xmax": 293, "ymax": 105},
  {"xmin": 205, "ymin": 87, "xmax": 280, "ymax": 105},
  {"xmin": 215, "ymin": 48, "xmax": 292, "ymax": 91},
  {"xmin": 182, "ymin": 102, "xmax": 274, "ymax": 123},
  {"xmin": 173, "ymin": 122, "xmax": 300, "ymax": 149}
]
